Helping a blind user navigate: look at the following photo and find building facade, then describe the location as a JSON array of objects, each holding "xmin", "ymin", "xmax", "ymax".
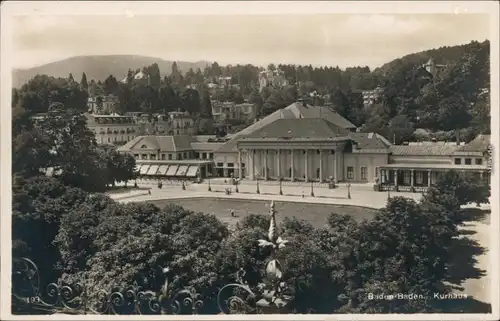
[
  {"xmin": 211, "ymin": 101, "xmax": 257, "ymax": 123},
  {"xmin": 361, "ymin": 86, "xmax": 383, "ymax": 106},
  {"xmin": 259, "ymin": 69, "xmax": 288, "ymax": 92},
  {"xmin": 87, "ymin": 95, "xmax": 119, "ymax": 114},
  {"xmin": 116, "ymin": 101, "xmax": 491, "ymax": 191},
  {"xmin": 85, "ymin": 113, "xmax": 141, "ymax": 145}
]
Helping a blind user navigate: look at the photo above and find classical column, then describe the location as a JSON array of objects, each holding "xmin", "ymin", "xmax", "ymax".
[
  {"xmin": 291, "ymin": 150, "xmax": 295, "ymax": 181},
  {"xmin": 251, "ymin": 149, "xmax": 255, "ymax": 180},
  {"xmin": 277, "ymin": 149, "xmax": 281, "ymax": 179},
  {"xmin": 264, "ymin": 149, "xmax": 268, "ymax": 180},
  {"xmin": 381, "ymin": 169, "xmax": 385, "ymax": 184},
  {"xmin": 393, "ymin": 170, "xmax": 398, "ymax": 186},
  {"xmin": 480, "ymin": 171, "xmax": 484, "ymax": 180},
  {"xmin": 319, "ymin": 149, "xmax": 323, "ymax": 183},
  {"xmin": 238, "ymin": 149, "xmax": 243, "ymax": 179},
  {"xmin": 304, "ymin": 149, "xmax": 309, "ymax": 182},
  {"xmin": 333, "ymin": 150, "xmax": 337, "ymax": 182},
  {"xmin": 410, "ymin": 169, "xmax": 414, "ymax": 187},
  {"xmin": 427, "ymin": 169, "xmax": 432, "ymax": 187}
]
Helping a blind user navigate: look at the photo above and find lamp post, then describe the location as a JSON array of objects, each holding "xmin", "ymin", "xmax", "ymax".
[
  {"xmin": 279, "ymin": 178, "xmax": 283, "ymax": 195},
  {"xmin": 347, "ymin": 182, "xmax": 351, "ymax": 199},
  {"xmin": 235, "ymin": 179, "xmax": 239, "ymax": 193},
  {"xmin": 256, "ymin": 180, "xmax": 260, "ymax": 194},
  {"xmin": 310, "ymin": 181, "xmax": 314, "ymax": 197}
]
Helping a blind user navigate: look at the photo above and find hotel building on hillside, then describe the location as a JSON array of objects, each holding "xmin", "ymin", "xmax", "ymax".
[
  {"xmin": 211, "ymin": 101, "xmax": 257, "ymax": 123},
  {"xmin": 117, "ymin": 101, "xmax": 491, "ymax": 191},
  {"xmin": 87, "ymin": 95, "xmax": 119, "ymax": 114},
  {"xmin": 84, "ymin": 113, "xmax": 141, "ymax": 145}
]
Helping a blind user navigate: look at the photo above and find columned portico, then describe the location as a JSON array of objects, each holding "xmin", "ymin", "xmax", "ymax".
[{"xmin": 290, "ymin": 150, "xmax": 295, "ymax": 181}]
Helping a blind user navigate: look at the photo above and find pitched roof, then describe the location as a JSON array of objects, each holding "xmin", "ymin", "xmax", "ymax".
[
  {"xmin": 213, "ymin": 102, "xmax": 357, "ymax": 153},
  {"xmin": 457, "ymin": 134, "xmax": 490, "ymax": 152},
  {"xmin": 117, "ymin": 135, "xmax": 194, "ymax": 152},
  {"xmin": 349, "ymin": 132, "xmax": 392, "ymax": 150},
  {"xmin": 390, "ymin": 143, "xmax": 459, "ymax": 156},
  {"xmin": 245, "ymin": 118, "xmax": 349, "ymax": 139}
]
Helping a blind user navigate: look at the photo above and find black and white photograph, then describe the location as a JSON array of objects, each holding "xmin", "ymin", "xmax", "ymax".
[{"xmin": 1, "ymin": 1, "xmax": 499, "ymax": 319}]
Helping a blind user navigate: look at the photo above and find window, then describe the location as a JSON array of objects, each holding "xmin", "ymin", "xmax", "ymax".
[
  {"xmin": 475, "ymin": 158, "xmax": 483, "ymax": 165},
  {"xmin": 316, "ymin": 168, "xmax": 320, "ymax": 178},
  {"xmin": 217, "ymin": 162, "xmax": 224, "ymax": 167},
  {"xmin": 403, "ymin": 171, "xmax": 411, "ymax": 185},
  {"xmin": 168, "ymin": 154, "xmax": 172, "ymax": 160},
  {"xmin": 227, "ymin": 163, "xmax": 234, "ymax": 168},
  {"xmin": 141, "ymin": 144, "xmax": 148, "ymax": 148},
  {"xmin": 209, "ymin": 153, "xmax": 214, "ymax": 159},
  {"xmin": 347, "ymin": 166, "xmax": 354, "ymax": 179},
  {"xmin": 202, "ymin": 152, "xmax": 207, "ymax": 159},
  {"xmin": 416, "ymin": 171, "xmax": 424, "ymax": 185},
  {"xmin": 141, "ymin": 154, "xmax": 148, "ymax": 160},
  {"xmin": 176, "ymin": 130, "xmax": 180, "ymax": 135},
  {"xmin": 161, "ymin": 154, "xmax": 166, "ymax": 160},
  {"xmin": 134, "ymin": 154, "xmax": 139, "ymax": 159},
  {"xmin": 183, "ymin": 152, "xmax": 187, "ymax": 158},
  {"xmin": 150, "ymin": 154, "xmax": 156, "ymax": 160},
  {"xmin": 331, "ymin": 150, "xmax": 335, "ymax": 155},
  {"xmin": 178, "ymin": 153, "xmax": 182, "ymax": 160},
  {"xmin": 361, "ymin": 167, "xmax": 368, "ymax": 180},
  {"xmin": 454, "ymin": 158, "xmax": 462, "ymax": 165},
  {"xmin": 316, "ymin": 150, "xmax": 320, "ymax": 155},
  {"xmin": 241, "ymin": 163, "xmax": 246, "ymax": 168},
  {"xmin": 195, "ymin": 152, "xmax": 200, "ymax": 158},
  {"xmin": 108, "ymin": 137, "xmax": 111, "ymax": 142},
  {"xmin": 465, "ymin": 158, "xmax": 472, "ymax": 165}
]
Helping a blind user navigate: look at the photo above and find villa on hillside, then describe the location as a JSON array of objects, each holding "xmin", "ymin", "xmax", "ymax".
[{"xmin": 116, "ymin": 101, "xmax": 491, "ymax": 192}]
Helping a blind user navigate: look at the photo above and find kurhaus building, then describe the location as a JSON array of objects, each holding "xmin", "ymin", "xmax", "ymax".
[{"xmin": 117, "ymin": 102, "xmax": 491, "ymax": 191}]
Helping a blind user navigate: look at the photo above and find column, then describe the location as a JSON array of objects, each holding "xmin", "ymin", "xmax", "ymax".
[
  {"xmin": 333, "ymin": 150, "xmax": 337, "ymax": 182},
  {"xmin": 410, "ymin": 169, "xmax": 414, "ymax": 187},
  {"xmin": 264, "ymin": 149, "xmax": 268, "ymax": 180},
  {"xmin": 427, "ymin": 170, "xmax": 432, "ymax": 187},
  {"xmin": 277, "ymin": 149, "xmax": 281, "ymax": 179},
  {"xmin": 291, "ymin": 150, "xmax": 295, "ymax": 181},
  {"xmin": 304, "ymin": 149, "xmax": 309, "ymax": 182},
  {"xmin": 251, "ymin": 149, "xmax": 255, "ymax": 180},
  {"xmin": 393, "ymin": 170, "xmax": 398, "ymax": 186},
  {"xmin": 319, "ymin": 149, "xmax": 323, "ymax": 183},
  {"xmin": 381, "ymin": 169, "xmax": 385, "ymax": 184},
  {"xmin": 238, "ymin": 149, "xmax": 243, "ymax": 179},
  {"xmin": 480, "ymin": 171, "xmax": 484, "ymax": 180}
]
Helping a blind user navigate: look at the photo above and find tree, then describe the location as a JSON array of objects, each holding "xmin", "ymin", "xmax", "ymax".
[
  {"xmin": 433, "ymin": 170, "xmax": 490, "ymax": 207},
  {"xmin": 437, "ymin": 96, "xmax": 472, "ymax": 143},
  {"xmin": 180, "ymin": 88, "xmax": 201, "ymax": 114},
  {"xmin": 389, "ymin": 114, "xmax": 414, "ymax": 144},
  {"xmin": 103, "ymin": 75, "xmax": 119, "ymax": 96},
  {"xmin": 80, "ymin": 72, "xmax": 89, "ymax": 92},
  {"xmin": 200, "ymin": 88, "xmax": 213, "ymax": 118}
]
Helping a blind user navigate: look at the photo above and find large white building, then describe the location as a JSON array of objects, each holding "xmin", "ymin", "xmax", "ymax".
[{"xmin": 117, "ymin": 101, "xmax": 491, "ymax": 191}]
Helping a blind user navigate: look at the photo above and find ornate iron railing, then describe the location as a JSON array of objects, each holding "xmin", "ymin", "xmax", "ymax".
[{"xmin": 12, "ymin": 201, "xmax": 292, "ymax": 315}]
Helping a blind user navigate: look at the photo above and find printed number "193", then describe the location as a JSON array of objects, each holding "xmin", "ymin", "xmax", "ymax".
[{"xmin": 24, "ymin": 297, "xmax": 41, "ymax": 304}]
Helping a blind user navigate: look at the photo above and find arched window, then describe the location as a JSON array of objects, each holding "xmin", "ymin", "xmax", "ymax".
[
  {"xmin": 288, "ymin": 167, "xmax": 292, "ymax": 177},
  {"xmin": 316, "ymin": 168, "xmax": 320, "ymax": 179},
  {"xmin": 141, "ymin": 144, "xmax": 148, "ymax": 148}
]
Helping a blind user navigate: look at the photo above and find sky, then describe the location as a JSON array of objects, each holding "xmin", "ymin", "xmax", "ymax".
[{"xmin": 11, "ymin": 12, "xmax": 490, "ymax": 70}]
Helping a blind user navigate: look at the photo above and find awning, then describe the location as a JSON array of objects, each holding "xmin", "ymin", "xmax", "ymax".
[
  {"xmin": 186, "ymin": 166, "xmax": 199, "ymax": 177},
  {"xmin": 146, "ymin": 165, "xmax": 160, "ymax": 175},
  {"xmin": 157, "ymin": 165, "xmax": 170, "ymax": 175},
  {"xmin": 166, "ymin": 165, "xmax": 179, "ymax": 176},
  {"xmin": 176, "ymin": 165, "xmax": 189, "ymax": 176},
  {"xmin": 139, "ymin": 165, "xmax": 150, "ymax": 175}
]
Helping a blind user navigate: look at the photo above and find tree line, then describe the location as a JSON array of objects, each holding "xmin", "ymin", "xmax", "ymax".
[{"xmin": 12, "ymin": 40, "xmax": 490, "ymax": 144}]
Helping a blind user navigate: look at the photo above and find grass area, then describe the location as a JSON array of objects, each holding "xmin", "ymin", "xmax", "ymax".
[{"xmin": 148, "ymin": 197, "xmax": 379, "ymax": 228}]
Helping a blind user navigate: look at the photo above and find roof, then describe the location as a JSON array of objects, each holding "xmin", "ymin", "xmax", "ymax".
[
  {"xmin": 117, "ymin": 135, "xmax": 194, "ymax": 152},
  {"xmin": 381, "ymin": 163, "xmax": 488, "ymax": 171},
  {"xmin": 213, "ymin": 102, "xmax": 357, "ymax": 153},
  {"xmin": 457, "ymin": 134, "xmax": 490, "ymax": 152},
  {"xmin": 390, "ymin": 144, "xmax": 459, "ymax": 156},
  {"xmin": 349, "ymin": 132, "xmax": 392, "ymax": 150},
  {"xmin": 245, "ymin": 118, "xmax": 350, "ymax": 139},
  {"xmin": 190, "ymin": 142, "xmax": 224, "ymax": 151}
]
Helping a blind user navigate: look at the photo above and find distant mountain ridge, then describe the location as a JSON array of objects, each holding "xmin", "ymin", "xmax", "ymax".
[{"xmin": 12, "ymin": 55, "xmax": 211, "ymax": 88}]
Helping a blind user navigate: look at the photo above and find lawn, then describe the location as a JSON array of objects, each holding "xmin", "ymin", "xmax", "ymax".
[{"xmin": 147, "ymin": 197, "xmax": 379, "ymax": 228}]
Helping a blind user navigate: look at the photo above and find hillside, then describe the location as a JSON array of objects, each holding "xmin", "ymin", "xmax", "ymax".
[{"xmin": 12, "ymin": 55, "xmax": 211, "ymax": 88}]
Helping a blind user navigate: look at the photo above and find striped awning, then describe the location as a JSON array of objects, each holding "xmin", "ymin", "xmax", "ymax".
[
  {"xmin": 166, "ymin": 165, "xmax": 179, "ymax": 176},
  {"xmin": 146, "ymin": 165, "xmax": 160, "ymax": 175},
  {"xmin": 157, "ymin": 165, "xmax": 170, "ymax": 175},
  {"xmin": 176, "ymin": 165, "xmax": 189, "ymax": 176},
  {"xmin": 186, "ymin": 166, "xmax": 199, "ymax": 177},
  {"xmin": 139, "ymin": 165, "xmax": 150, "ymax": 175}
]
